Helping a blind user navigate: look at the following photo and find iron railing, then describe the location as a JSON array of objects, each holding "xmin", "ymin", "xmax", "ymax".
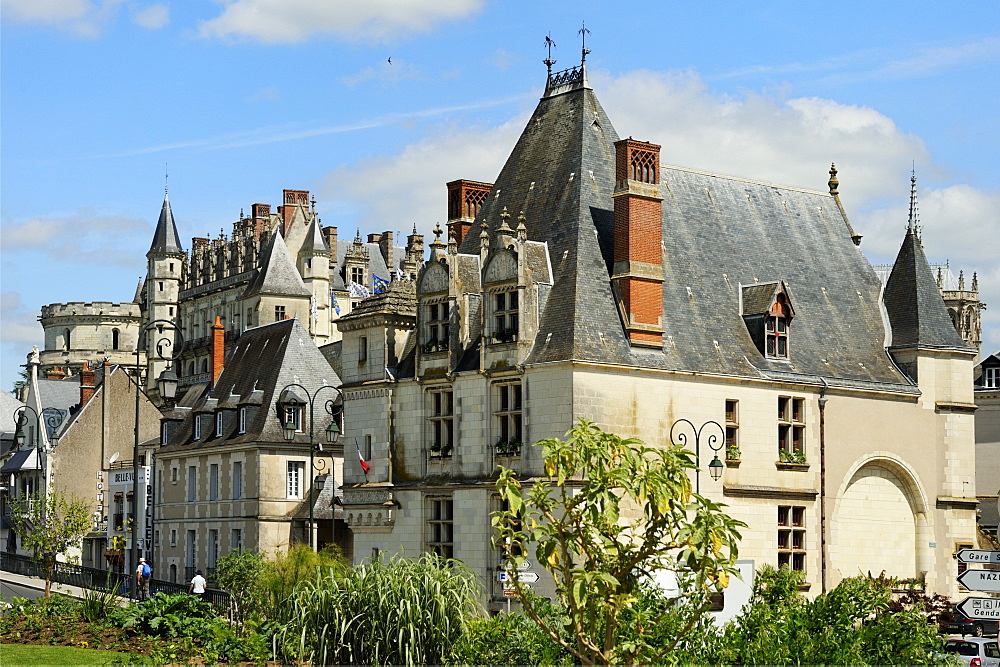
[{"xmin": 1, "ymin": 552, "xmax": 229, "ymax": 608}]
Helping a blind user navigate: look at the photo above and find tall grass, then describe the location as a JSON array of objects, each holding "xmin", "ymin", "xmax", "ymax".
[{"xmin": 278, "ymin": 552, "xmax": 484, "ymax": 665}]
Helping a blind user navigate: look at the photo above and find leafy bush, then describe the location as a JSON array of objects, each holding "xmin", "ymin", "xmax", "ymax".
[{"xmin": 450, "ymin": 594, "xmax": 572, "ymax": 666}]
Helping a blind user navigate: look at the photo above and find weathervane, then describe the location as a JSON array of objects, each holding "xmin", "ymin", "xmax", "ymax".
[
  {"xmin": 544, "ymin": 33, "xmax": 557, "ymax": 76},
  {"xmin": 579, "ymin": 21, "xmax": 591, "ymax": 64}
]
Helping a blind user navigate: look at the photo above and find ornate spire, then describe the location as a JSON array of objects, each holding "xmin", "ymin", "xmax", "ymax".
[
  {"xmin": 516, "ymin": 211, "xmax": 528, "ymax": 243},
  {"xmin": 972, "ymin": 272, "xmax": 979, "ymax": 291},
  {"xmin": 959, "ymin": 270, "xmax": 965, "ymax": 290},
  {"xmin": 579, "ymin": 21, "xmax": 591, "ymax": 65},
  {"xmin": 828, "ymin": 163, "xmax": 839, "ymax": 196},
  {"xmin": 907, "ymin": 168, "xmax": 920, "ymax": 238}
]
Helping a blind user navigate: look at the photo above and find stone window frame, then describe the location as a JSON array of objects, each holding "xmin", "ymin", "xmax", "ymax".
[
  {"xmin": 777, "ymin": 396, "xmax": 805, "ymax": 462},
  {"xmin": 985, "ymin": 366, "xmax": 1000, "ymax": 388},
  {"xmin": 286, "ymin": 460, "xmax": 305, "ymax": 499},
  {"xmin": 725, "ymin": 399, "xmax": 739, "ymax": 459},
  {"xmin": 209, "ymin": 464, "xmax": 219, "ymax": 501},
  {"xmin": 232, "ymin": 461, "xmax": 243, "ymax": 500},
  {"xmin": 426, "ymin": 495, "xmax": 454, "ymax": 559},
  {"xmin": 423, "ymin": 298, "xmax": 450, "ymax": 353},
  {"xmin": 238, "ymin": 407, "xmax": 247, "ymax": 434},
  {"xmin": 488, "ymin": 288, "xmax": 520, "ymax": 345},
  {"xmin": 777, "ymin": 505, "xmax": 806, "ymax": 571},
  {"xmin": 426, "ymin": 386, "xmax": 454, "ymax": 457},
  {"xmin": 494, "ymin": 381, "xmax": 523, "ymax": 453}
]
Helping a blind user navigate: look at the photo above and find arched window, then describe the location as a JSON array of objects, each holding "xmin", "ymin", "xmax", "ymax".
[
  {"xmin": 63, "ymin": 328, "xmax": 71, "ymax": 351},
  {"xmin": 111, "ymin": 329, "xmax": 120, "ymax": 350},
  {"xmin": 201, "ymin": 359, "xmax": 208, "ymax": 374},
  {"xmin": 188, "ymin": 362, "xmax": 195, "ymax": 377}
]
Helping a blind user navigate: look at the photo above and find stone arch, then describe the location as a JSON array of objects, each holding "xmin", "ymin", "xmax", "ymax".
[{"xmin": 829, "ymin": 454, "xmax": 931, "ymax": 584}]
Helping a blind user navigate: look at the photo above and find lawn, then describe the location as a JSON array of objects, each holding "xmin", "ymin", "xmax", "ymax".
[{"xmin": 1, "ymin": 642, "xmax": 133, "ymax": 665}]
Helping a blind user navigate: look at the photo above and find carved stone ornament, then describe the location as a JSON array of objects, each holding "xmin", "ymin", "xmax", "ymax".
[
  {"xmin": 27, "ymin": 345, "xmax": 40, "ymax": 364},
  {"xmin": 420, "ymin": 263, "xmax": 449, "ymax": 294},
  {"xmin": 484, "ymin": 249, "xmax": 517, "ymax": 284}
]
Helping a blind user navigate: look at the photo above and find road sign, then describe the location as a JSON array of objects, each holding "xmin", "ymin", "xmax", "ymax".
[
  {"xmin": 503, "ymin": 588, "xmax": 518, "ymax": 597},
  {"xmin": 957, "ymin": 596, "xmax": 1000, "ymax": 620},
  {"xmin": 958, "ymin": 569, "xmax": 1000, "ymax": 593},
  {"xmin": 512, "ymin": 571, "xmax": 539, "ymax": 583},
  {"xmin": 957, "ymin": 549, "xmax": 1000, "ymax": 564}
]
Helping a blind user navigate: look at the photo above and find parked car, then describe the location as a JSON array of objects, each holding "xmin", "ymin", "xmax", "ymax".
[
  {"xmin": 940, "ymin": 604, "xmax": 1000, "ymax": 637},
  {"xmin": 942, "ymin": 638, "xmax": 1000, "ymax": 667}
]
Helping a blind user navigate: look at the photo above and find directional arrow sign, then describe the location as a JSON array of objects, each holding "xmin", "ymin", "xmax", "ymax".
[
  {"xmin": 957, "ymin": 549, "xmax": 1000, "ymax": 564},
  {"xmin": 511, "ymin": 571, "xmax": 539, "ymax": 584},
  {"xmin": 957, "ymin": 596, "xmax": 1000, "ymax": 620},
  {"xmin": 958, "ymin": 569, "xmax": 1000, "ymax": 593}
]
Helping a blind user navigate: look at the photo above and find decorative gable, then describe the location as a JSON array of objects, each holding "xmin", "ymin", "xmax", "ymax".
[
  {"xmin": 419, "ymin": 262, "xmax": 449, "ymax": 295},
  {"xmin": 483, "ymin": 249, "xmax": 518, "ymax": 285},
  {"xmin": 742, "ymin": 281, "xmax": 796, "ymax": 359}
]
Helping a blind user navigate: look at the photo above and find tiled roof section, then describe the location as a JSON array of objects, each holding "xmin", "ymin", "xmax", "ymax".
[
  {"xmin": 742, "ymin": 282, "xmax": 780, "ymax": 315},
  {"xmin": 331, "ymin": 240, "xmax": 401, "ymax": 292},
  {"xmin": 453, "ymin": 77, "xmax": 912, "ymax": 390},
  {"xmin": 243, "ymin": 230, "xmax": 311, "ymax": 298},
  {"xmin": 884, "ymin": 229, "xmax": 971, "ymax": 350},
  {"xmin": 524, "ymin": 241, "xmax": 553, "ymax": 283},
  {"xmin": 148, "ymin": 193, "xmax": 184, "ymax": 255},
  {"xmin": 338, "ymin": 280, "xmax": 416, "ymax": 322},
  {"xmin": 303, "ymin": 216, "xmax": 330, "ymax": 255},
  {"xmin": 160, "ymin": 318, "xmax": 341, "ymax": 452}
]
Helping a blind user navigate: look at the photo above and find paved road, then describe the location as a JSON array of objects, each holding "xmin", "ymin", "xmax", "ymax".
[{"xmin": 1, "ymin": 578, "xmax": 44, "ymax": 602}]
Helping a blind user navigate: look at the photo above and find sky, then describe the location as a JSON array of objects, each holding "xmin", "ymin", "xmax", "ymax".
[{"xmin": 2, "ymin": 0, "xmax": 998, "ymax": 392}]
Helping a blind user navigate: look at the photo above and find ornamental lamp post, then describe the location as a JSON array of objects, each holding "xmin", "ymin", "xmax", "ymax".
[
  {"xmin": 12, "ymin": 406, "xmax": 65, "ymax": 516},
  {"xmin": 131, "ymin": 319, "xmax": 184, "ymax": 599},
  {"xmin": 669, "ymin": 418, "xmax": 725, "ymax": 494},
  {"xmin": 276, "ymin": 383, "xmax": 343, "ymax": 550}
]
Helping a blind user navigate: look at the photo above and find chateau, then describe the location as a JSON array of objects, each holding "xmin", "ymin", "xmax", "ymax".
[{"xmin": 9, "ymin": 53, "xmax": 991, "ymax": 606}]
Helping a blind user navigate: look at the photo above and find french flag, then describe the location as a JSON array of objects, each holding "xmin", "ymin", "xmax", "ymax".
[{"xmin": 356, "ymin": 438, "xmax": 370, "ymax": 476}]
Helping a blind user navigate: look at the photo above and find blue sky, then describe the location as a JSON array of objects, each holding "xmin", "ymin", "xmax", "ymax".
[{"xmin": 2, "ymin": 0, "xmax": 998, "ymax": 391}]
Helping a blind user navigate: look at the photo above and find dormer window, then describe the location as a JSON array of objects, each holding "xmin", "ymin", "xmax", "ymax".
[
  {"xmin": 193, "ymin": 416, "xmax": 202, "ymax": 440},
  {"xmin": 215, "ymin": 412, "xmax": 224, "ymax": 438},
  {"xmin": 425, "ymin": 301, "xmax": 449, "ymax": 353},
  {"xmin": 491, "ymin": 289, "xmax": 519, "ymax": 344},
  {"xmin": 238, "ymin": 407, "xmax": 247, "ymax": 434},
  {"xmin": 742, "ymin": 282, "xmax": 795, "ymax": 360}
]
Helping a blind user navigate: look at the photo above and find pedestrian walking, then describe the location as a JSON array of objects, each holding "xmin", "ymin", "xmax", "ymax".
[
  {"xmin": 189, "ymin": 569, "xmax": 206, "ymax": 599},
  {"xmin": 136, "ymin": 557, "xmax": 151, "ymax": 601}
]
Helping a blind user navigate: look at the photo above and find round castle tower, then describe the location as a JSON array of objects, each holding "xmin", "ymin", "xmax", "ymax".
[{"xmin": 38, "ymin": 301, "xmax": 141, "ymax": 377}]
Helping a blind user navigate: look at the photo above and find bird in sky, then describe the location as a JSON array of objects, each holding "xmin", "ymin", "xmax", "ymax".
[{"xmin": 387, "ymin": 57, "xmax": 392, "ymax": 65}]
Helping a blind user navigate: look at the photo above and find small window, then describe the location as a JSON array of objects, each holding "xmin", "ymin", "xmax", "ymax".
[
  {"xmin": 158, "ymin": 281, "xmax": 164, "ymax": 291},
  {"xmin": 985, "ymin": 367, "xmax": 1000, "ymax": 388},
  {"xmin": 232, "ymin": 461, "xmax": 243, "ymax": 500},
  {"xmin": 275, "ymin": 305, "xmax": 286, "ymax": 321},
  {"xmin": 283, "ymin": 406, "xmax": 304, "ymax": 433},
  {"xmin": 359, "ymin": 335, "xmax": 368, "ymax": 363},
  {"xmin": 170, "ymin": 529, "xmax": 177, "ymax": 546},
  {"xmin": 491, "ymin": 290, "xmax": 519, "ymax": 344},
  {"xmin": 778, "ymin": 396, "xmax": 806, "ymax": 462},
  {"xmin": 238, "ymin": 407, "xmax": 247, "ymax": 434},
  {"xmin": 161, "ymin": 422, "xmax": 171, "ymax": 445},
  {"xmin": 231, "ymin": 528, "xmax": 243, "ymax": 552},
  {"xmin": 427, "ymin": 497, "xmax": 454, "ymax": 559},
  {"xmin": 171, "ymin": 466, "xmax": 178, "ymax": 484},
  {"xmin": 287, "ymin": 461, "xmax": 305, "ymax": 499},
  {"xmin": 112, "ymin": 328, "xmax": 120, "ymax": 350},
  {"xmin": 209, "ymin": 464, "xmax": 219, "ymax": 501},
  {"xmin": 351, "ymin": 266, "xmax": 364, "ymax": 285},
  {"xmin": 725, "ymin": 400, "xmax": 739, "ymax": 459},
  {"xmin": 428, "ymin": 388, "xmax": 454, "ymax": 456},
  {"xmin": 215, "ymin": 412, "xmax": 224, "ymax": 438},
  {"xmin": 194, "ymin": 416, "xmax": 202, "ymax": 440},
  {"xmin": 187, "ymin": 466, "xmax": 197, "ymax": 502},
  {"xmin": 778, "ymin": 505, "xmax": 806, "ymax": 571}
]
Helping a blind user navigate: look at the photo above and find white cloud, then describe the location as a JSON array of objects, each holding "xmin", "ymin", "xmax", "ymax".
[
  {"xmin": 198, "ymin": 0, "xmax": 483, "ymax": 44},
  {"xmin": 2, "ymin": 210, "xmax": 148, "ymax": 268},
  {"xmin": 1, "ymin": 0, "xmax": 124, "ymax": 37},
  {"xmin": 132, "ymin": 3, "xmax": 169, "ymax": 30},
  {"xmin": 0, "ymin": 292, "xmax": 43, "ymax": 347}
]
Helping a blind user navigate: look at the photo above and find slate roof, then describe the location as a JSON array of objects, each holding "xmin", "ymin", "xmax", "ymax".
[
  {"xmin": 331, "ymin": 240, "xmax": 400, "ymax": 291},
  {"xmin": 884, "ymin": 229, "xmax": 972, "ymax": 351},
  {"xmin": 159, "ymin": 318, "xmax": 341, "ymax": 453},
  {"xmin": 148, "ymin": 193, "xmax": 184, "ymax": 255},
  {"xmin": 243, "ymin": 230, "xmax": 311, "ymax": 299},
  {"xmin": 453, "ymin": 64, "xmax": 918, "ymax": 391}
]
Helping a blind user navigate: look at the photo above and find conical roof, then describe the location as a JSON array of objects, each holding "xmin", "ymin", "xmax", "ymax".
[
  {"xmin": 148, "ymin": 192, "xmax": 184, "ymax": 255},
  {"xmin": 884, "ymin": 229, "xmax": 970, "ymax": 350},
  {"xmin": 243, "ymin": 230, "xmax": 311, "ymax": 298},
  {"xmin": 302, "ymin": 215, "xmax": 330, "ymax": 255}
]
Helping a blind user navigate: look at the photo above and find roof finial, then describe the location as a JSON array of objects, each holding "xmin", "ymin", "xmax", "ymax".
[
  {"xmin": 828, "ymin": 163, "xmax": 839, "ymax": 196},
  {"xmin": 543, "ymin": 33, "xmax": 557, "ymax": 76},
  {"xmin": 907, "ymin": 166, "xmax": 920, "ymax": 237},
  {"xmin": 579, "ymin": 21, "xmax": 591, "ymax": 65},
  {"xmin": 164, "ymin": 163, "xmax": 169, "ymax": 196}
]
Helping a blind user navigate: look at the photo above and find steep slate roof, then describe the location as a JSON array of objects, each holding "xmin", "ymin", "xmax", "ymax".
[
  {"xmin": 148, "ymin": 192, "xmax": 184, "ymax": 255},
  {"xmin": 159, "ymin": 318, "xmax": 341, "ymax": 452},
  {"xmin": 243, "ymin": 230, "xmax": 311, "ymax": 298},
  {"xmin": 303, "ymin": 215, "xmax": 330, "ymax": 255},
  {"xmin": 456, "ymin": 64, "xmax": 914, "ymax": 391},
  {"xmin": 331, "ymin": 240, "xmax": 399, "ymax": 291},
  {"xmin": 884, "ymin": 229, "xmax": 971, "ymax": 350}
]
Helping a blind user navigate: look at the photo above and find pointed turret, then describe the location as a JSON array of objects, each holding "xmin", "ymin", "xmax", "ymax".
[
  {"xmin": 243, "ymin": 230, "xmax": 312, "ymax": 327},
  {"xmin": 148, "ymin": 192, "xmax": 184, "ymax": 255}
]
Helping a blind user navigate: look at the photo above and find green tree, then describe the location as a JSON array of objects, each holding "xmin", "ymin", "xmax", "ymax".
[
  {"xmin": 214, "ymin": 550, "xmax": 268, "ymax": 627},
  {"xmin": 493, "ymin": 419, "xmax": 745, "ymax": 666},
  {"xmin": 8, "ymin": 489, "xmax": 92, "ymax": 598}
]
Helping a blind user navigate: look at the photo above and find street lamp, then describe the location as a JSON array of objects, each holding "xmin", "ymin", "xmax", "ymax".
[
  {"xmin": 131, "ymin": 319, "xmax": 184, "ymax": 597},
  {"xmin": 669, "ymin": 419, "xmax": 725, "ymax": 494},
  {"xmin": 276, "ymin": 383, "xmax": 343, "ymax": 550},
  {"xmin": 12, "ymin": 406, "xmax": 65, "ymax": 514}
]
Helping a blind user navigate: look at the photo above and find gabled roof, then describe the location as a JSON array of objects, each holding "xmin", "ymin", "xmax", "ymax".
[
  {"xmin": 242, "ymin": 230, "xmax": 311, "ymax": 299},
  {"xmin": 884, "ymin": 229, "xmax": 971, "ymax": 351},
  {"xmin": 302, "ymin": 215, "xmax": 330, "ymax": 256},
  {"xmin": 148, "ymin": 192, "xmax": 184, "ymax": 255},
  {"xmin": 450, "ymin": 64, "xmax": 911, "ymax": 390},
  {"xmin": 160, "ymin": 318, "xmax": 341, "ymax": 452}
]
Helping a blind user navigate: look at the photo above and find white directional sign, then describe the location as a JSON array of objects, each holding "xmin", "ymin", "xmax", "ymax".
[
  {"xmin": 957, "ymin": 549, "xmax": 1000, "ymax": 564},
  {"xmin": 958, "ymin": 569, "xmax": 1000, "ymax": 593},
  {"xmin": 957, "ymin": 596, "xmax": 1000, "ymax": 620},
  {"xmin": 512, "ymin": 571, "xmax": 539, "ymax": 583}
]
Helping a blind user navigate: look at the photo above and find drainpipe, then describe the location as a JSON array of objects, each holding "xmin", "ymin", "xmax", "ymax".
[{"xmin": 818, "ymin": 376, "xmax": 829, "ymax": 594}]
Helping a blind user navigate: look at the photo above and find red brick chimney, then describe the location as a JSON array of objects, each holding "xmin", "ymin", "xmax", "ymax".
[
  {"xmin": 323, "ymin": 226, "xmax": 338, "ymax": 252},
  {"xmin": 45, "ymin": 366, "xmax": 67, "ymax": 380},
  {"xmin": 612, "ymin": 138, "xmax": 664, "ymax": 347},
  {"xmin": 212, "ymin": 316, "xmax": 225, "ymax": 385},
  {"xmin": 447, "ymin": 179, "xmax": 492, "ymax": 245},
  {"xmin": 79, "ymin": 361, "xmax": 96, "ymax": 406}
]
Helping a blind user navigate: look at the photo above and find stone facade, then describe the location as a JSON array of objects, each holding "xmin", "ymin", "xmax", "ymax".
[{"xmin": 37, "ymin": 302, "xmax": 142, "ymax": 378}]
